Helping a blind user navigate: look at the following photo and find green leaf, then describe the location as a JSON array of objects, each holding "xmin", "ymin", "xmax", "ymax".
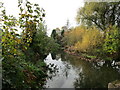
[{"xmin": 34, "ymin": 4, "xmax": 39, "ymax": 6}]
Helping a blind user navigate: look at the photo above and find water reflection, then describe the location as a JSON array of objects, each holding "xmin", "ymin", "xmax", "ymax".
[
  {"xmin": 74, "ymin": 63, "xmax": 120, "ymax": 88},
  {"xmin": 44, "ymin": 52, "xmax": 120, "ymax": 88}
]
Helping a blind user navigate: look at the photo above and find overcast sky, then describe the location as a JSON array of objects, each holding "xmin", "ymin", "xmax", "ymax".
[{"xmin": 1, "ymin": 0, "xmax": 84, "ymax": 35}]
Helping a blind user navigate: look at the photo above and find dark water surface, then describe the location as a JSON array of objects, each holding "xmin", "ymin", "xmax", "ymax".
[{"xmin": 44, "ymin": 52, "xmax": 120, "ymax": 88}]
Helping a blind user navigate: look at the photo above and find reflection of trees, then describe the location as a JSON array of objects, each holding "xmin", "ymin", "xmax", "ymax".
[
  {"xmin": 51, "ymin": 53, "xmax": 60, "ymax": 60},
  {"xmin": 46, "ymin": 51, "xmax": 71, "ymax": 80},
  {"xmin": 60, "ymin": 53, "xmax": 120, "ymax": 88},
  {"xmin": 63, "ymin": 63, "xmax": 71, "ymax": 79},
  {"xmin": 51, "ymin": 53, "xmax": 56, "ymax": 60},
  {"xmin": 51, "ymin": 50, "xmax": 64, "ymax": 60},
  {"xmin": 74, "ymin": 65, "xmax": 120, "ymax": 88},
  {"xmin": 48, "ymin": 51, "xmax": 120, "ymax": 88}
]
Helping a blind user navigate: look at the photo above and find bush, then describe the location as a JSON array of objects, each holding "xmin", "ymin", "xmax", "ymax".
[
  {"xmin": 2, "ymin": 56, "xmax": 47, "ymax": 88},
  {"xmin": 103, "ymin": 25, "xmax": 120, "ymax": 59},
  {"xmin": 1, "ymin": 0, "xmax": 54, "ymax": 88},
  {"xmin": 63, "ymin": 26, "xmax": 103, "ymax": 53},
  {"xmin": 30, "ymin": 28, "xmax": 60, "ymax": 59},
  {"xmin": 75, "ymin": 27, "xmax": 103, "ymax": 52}
]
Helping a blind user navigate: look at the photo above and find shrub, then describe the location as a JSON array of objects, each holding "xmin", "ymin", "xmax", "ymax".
[
  {"xmin": 63, "ymin": 26, "xmax": 103, "ymax": 53},
  {"xmin": 103, "ymin": 25, "xmax": 120, "ymax": 58}
]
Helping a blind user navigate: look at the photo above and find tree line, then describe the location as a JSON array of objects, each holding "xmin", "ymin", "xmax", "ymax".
[{"xmin": 51, "ymin": 2, "xmax": 120, "ymax": 61}]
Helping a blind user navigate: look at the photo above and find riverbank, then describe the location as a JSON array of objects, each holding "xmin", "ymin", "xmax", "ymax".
[{"xmin": 64, "ymin": 48, "xmax": 105, "ymax": 62}]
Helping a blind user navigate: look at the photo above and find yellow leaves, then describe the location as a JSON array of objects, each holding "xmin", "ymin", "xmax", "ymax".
[
  {"xmin": 13, "ymin": 49, "xmax": 17, "ymax": 54},
  {"xmin": 27, "ymin": 21, "xmax": 32, "ymax": 24},
  {"xmin": 21, "ymin": 14, "xmax": 26, "ymax": 18},
  {"xmin": 25, "ymin": 46, "xmax": 27, "ymax": 50},
  {"xmin": 8, "ymin": 55, "xmax": 14, "ymax": 58},
  {"xmin": 17, "ymin": 39, "xmax": 21, "ymax": 44},
  {"xmin": 2, "ymin": 38, "xmax": 5, "ymax": 42},
  {"xmin": 10, "ymin": 35, "xmax": 14, "ymax": 39},
  {"xmin": 29, "ymin": 38, "xmax": 32, "ymax": 42},
  {"xmin": 65, "ymin": 26, "xmax": 103, "ymax": 52}
]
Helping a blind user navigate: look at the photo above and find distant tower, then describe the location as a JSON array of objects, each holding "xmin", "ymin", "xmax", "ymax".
[{"xmin": 66, "ymin": 19, "xmax": 70, "ymax": 29}]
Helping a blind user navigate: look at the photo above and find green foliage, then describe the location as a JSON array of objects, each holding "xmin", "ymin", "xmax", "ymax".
[
  {"xmin": 18, "ymin": 0, "xmax": 45, "ymax": 49},
  {"xmin": 76, "ymin": 2, "xmax": 120, "ymax": 30},
  {"xmin": 1, "ymin": 0, "xmax": 54, "ymax": 88},
  {"xmin": 51, "ymin": 29, "xmax": 57, "ymax": 39},
  {"xmin": 1, "ymin": 0, "xmax": 45, "ymax": 57},
  {"xmin": 61, "ymin": 2, "xmax": 120, "ymax": 60},
  {"xmin": 30, "ymin": 28, "xmax": 60, "ymax": 59},
  {"xmin": 82, "ymin": 54, "xmax": 97, "ymax": 59},
  {"xmin": 61, "ymin": 30, "xmax": 64, "ymax": 37},
  {"xmin": 2, "ymin": 56, "xmax": 47, "ymax": 88},
  {"xmin": 51, "ymin": 28, "xmax": 64, "ymax": 46},
  {"xmin": 63, "ymin": 25, "xmax": 119, "ymax": 60},
  {"xmin": 103, "ymin": 25, "xmax": 119, "ymax": 55}
]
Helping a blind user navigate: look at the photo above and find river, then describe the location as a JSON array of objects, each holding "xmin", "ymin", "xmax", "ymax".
[{"xmin": 43, "ymin": 52, "xmax": 120, "ymax": 88}]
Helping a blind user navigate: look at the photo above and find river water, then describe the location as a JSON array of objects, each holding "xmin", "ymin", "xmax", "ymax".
[{"xmin": 44, "ymin": 52, "xmax": 120, "ymax": 88}]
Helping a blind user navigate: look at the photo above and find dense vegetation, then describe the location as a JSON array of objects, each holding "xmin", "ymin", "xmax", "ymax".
[
  {"xmin": 1, "ymin": 0, "xmax": 59, "ymax": 88},
  {"xmin": 51, "ymin": 2, "xmax": 120, "ymax": 61},
  {"xmin": 0, "ymin": 0, "xmax": 120, "ymax": 89}
]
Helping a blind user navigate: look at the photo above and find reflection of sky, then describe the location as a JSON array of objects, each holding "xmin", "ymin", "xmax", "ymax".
[
  {"xmin": 1, "ymin": 0, "xmax": 84, "ymax": 36},
  {"xmin": 44, "ymin": 53, "xmax": 120, "ymax": 88},
  {"xmin": 44, "ymin": 54, "xmax": 79, "ymax": 88}
]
